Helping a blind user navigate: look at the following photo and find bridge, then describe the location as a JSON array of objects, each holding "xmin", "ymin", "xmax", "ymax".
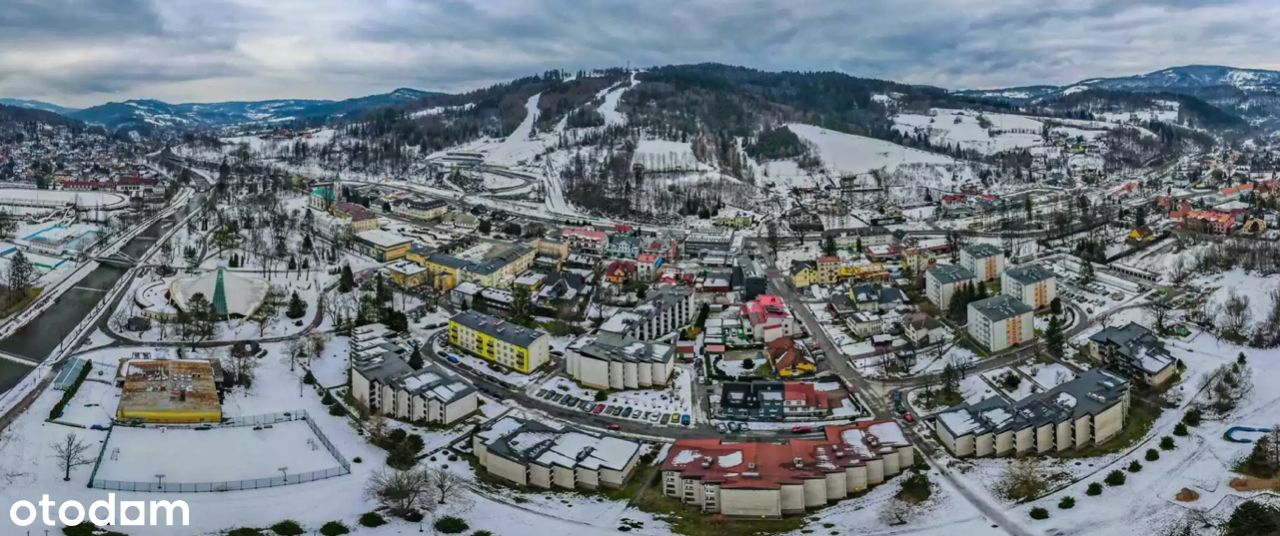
[
  {"xmin": 0, "ymin": 349, "xmax": 38, "ymax": 368},
  {"xmin": 95, "ymin": 251, "xmax": 139, "ymax": 268}
]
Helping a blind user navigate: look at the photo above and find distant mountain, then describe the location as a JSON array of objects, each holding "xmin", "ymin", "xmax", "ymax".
[
  {"xmin": 957, "ymin": 65, "xmax": 1280, "ymax": 130},
  {"xmin": 0, "ymin": 98, "xmax": 80, "ymax": 116},
  {"xmin": 66, "ymin": 88, "xmax": 442, "ymax": 132},
  {"xmin": 0, "ymin": 103, "xmax": 82, "ymax": 127}
]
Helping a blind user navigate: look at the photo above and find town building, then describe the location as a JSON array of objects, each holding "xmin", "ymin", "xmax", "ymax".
[
  {"xmin": 473, "ymin": 416, "xmax": 641, "ymax": 490},
  {"xmin": 1001, "ymin": 263, "xmax": 1057, "ymax": 310},
  {"xmin": 967, "ymin": 295, "xmax": 1033, "ymax": 352},
  {"xmin": 816, "ymin": 256, "xmax": 840, "ymax": 285},
  {"xmin": 661, "ymin": 422, "xmax": 913, "ymax": 517},
  {"xmin": 330, "ymin": 201, "xmax": 379, "ymax": 233},
  {"xmin": 1087, "ymin": 322, "xmax": 1177, "ymax": 386},
  {"xmin": 384, "ymin": 260, "xmax": 428, "ymax": 288},
  {"xmin": 560, "ymin": 227, "xmax": 608, "ymax": 252},
  {"xmin": 933, "ymin": 368, "xmax": 1129, "ymax": 457},
  {"xmin": 959, "ymin": 243, "xmax": 1004, "ymax": 282},
  {"xmin": 718, "ymin": 381, "xmax": 829, "ymax": 420},
  {"xmin": 448, "ymin": 311, "xmax": 551, "ymax": 374},
  {"xmin": 925, "ymin": 264, "xmax": 974, "ymax": 309},
  {"xmin": 850, "ymin": 284, "xmax": 908, "ymax": 312},
  {"xmin": 415, "ymin": 245, "xmax": 536, "ymax": 291},
  {"xmin": 354, "ymin": 230, "xmax": 413, "ymax": 261},
  {"xmin": 790, "ymin": 260, "xmax": 818, "ymax": 289},
  {"xmin": 740, "ymin": 294, "xmax": 802, "ymax": 343},
  {"xmin": 598, "ymin": 287, "xmax": 696, "ymax": 341},
  {"xmin": 766, "ymin": 337, "xmax": 815, "ymax": 377},
  {"xmin": 391, "ymin": 198, "xmax": 448, "ymax": 221},
  {"xmin": 903, "ymin": 314, "xmax": 948, "ymax": 346},
  {"xmin": 350, "ymin": 353, "xmax": 478, "ymax": 426},
  {"xmin": 565, "ymin": 332, "xmax": 675, "ymax": 390}
]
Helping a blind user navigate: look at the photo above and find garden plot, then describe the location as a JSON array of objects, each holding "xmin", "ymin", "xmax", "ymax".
[
  {"xmin": 93, "ymin": 420, "xmax": 344, "ymax": 485},
  {"xmin": 1019, "ymin": 362, "xmax": 1075, "ymax": 390},
  {"xmin": 982, "ymin": 366, "xmax": 1043, "ymax": 402}
]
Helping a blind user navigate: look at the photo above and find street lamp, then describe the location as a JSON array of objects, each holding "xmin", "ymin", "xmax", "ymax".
[
  {"xmin": 155, "ymin": 473, "xmax": 166, "ymax": 491},
  {"xmin": 277, "ymin": 466, "xmax": 288, "ymax": 483}
]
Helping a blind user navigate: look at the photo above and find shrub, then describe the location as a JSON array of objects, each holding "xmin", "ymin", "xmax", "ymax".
[
  {"xmin": 1029, "ymin": 507, "xmax": 1049, "ymax": 520},
  {"xmin": 328, "ymin": 404, "xmax": 345, "ymax": 416},
  {"xmin": 227, "ymin": 529, "xmax": 265, "ymax": 536},
  {"xmin": 63, "ymin": 522, "xmax": 100, "ymax": 536},
  {"xmin": 270, "ymin": 520, "xmax": 305, "ymax": 536},
  {"xmin": 594, "ymin": 391, "xmax": 608, "ymax": 402},
  {"xmin": 1127, "ymin": 460, "xmax": 1143, "ymax": 473},
  {"xmin": 352, "ymin": 456, "xmax": 362, "ymax": 464},
  {"xmin": 303, "ymin": 371, "xmax": 316, "ymax": 385},
  {"xmin": 472, "ymin": 532, "xmax": 495, "ymax": 536},
  {"xmin": 319, "ymin": 521, "xmax": 350, "ymax": 536},
  {"xmin": 1183, "ymin": 408, "xmax": 1202, "ymax": 427},
  {"xmin": 1086, "ymin": 482, "xmax": 1103, "ymax": 496},
  {"xmin": 359, "ymin": 512, "xmax": 386, "ymax": 527},
  {"xmin": 1104, "ymin": 470, "xmax": 1126, "ymax": 486},
  {"xmin": 1058, "ymin": 496, "xmax": 1075, "ymax": 509},
  {"xmin": 1146, "ymin": 448, "xmax": 1160, "ymax": 461},
  {"xmin": 1160, "ymin": 436, "xmax": 1176, "ymax": 450},
  {"xmin": 321, "ymin": 392, "xmax": 335, "ymax": 405},
  {"xmin": 1173, "ymin": 423, "xmax": 1188, "ymax": 436},
  {"xmin": 49, "ymin": 361, "xmax": 92, "ymax": 420},
  {"xmin": 435, "ymin": 516, "xmax": 470, "ymax": 534}
]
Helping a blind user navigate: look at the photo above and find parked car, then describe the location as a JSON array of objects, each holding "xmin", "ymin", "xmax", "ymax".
[
  {"xmin": 608, "ymin": 423, "xmax": 621, "ymax": 431},
  {"xmin": 445, "ymin": 354, "xmax": 460, "ymax": 364},
  {"xmin": 715, "ymin": 423, "xmax": 727, "ymax": 433},
  {"xmin": 680, "ymin": 414, "xmax": 691, "ymax": 426},
  {"xmin": 790, "ymin": 425, "xmax": 813, "ymax": 434},
  {"xmin": 669, "ymin": 412, "xmax": 680, "ymax": 423},
  {"xmin": 649, "ymin": 412, "xmax": 660, "ymax": 423},
  {"xmin": 660, "ymin": 414, "xmax": 671, "ymax": 425},
  {"xmin": 610, "ymin": 406, "xmax": 623, "ymax": 416},
  {"xmin": 903, "ymin": 412, "xmax": 916, "ymax": 423},
  {"xmin": 622, "ymin": 407, "xmax": 633, "ymax": 418},
  {"xmin": 593, "ymin": 404, "xmax": 605, "ymax": 414}
]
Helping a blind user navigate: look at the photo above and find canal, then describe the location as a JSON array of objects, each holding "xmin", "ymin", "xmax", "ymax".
[{"xmin": 0, "ymin": 215, "xmax": 174, "ymax": 393}]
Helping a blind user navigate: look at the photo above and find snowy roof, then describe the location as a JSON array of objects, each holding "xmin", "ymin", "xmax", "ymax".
[
  {"xmin": 480, "ymin": 417, "xmax": 640, "ymax": 471},
  {"xmin": 355, "ymin": 229, "xmax": 412, "ymax": 248},
  {"xmin": 451, "ymin": 310, "xmax": 547, "ymax": 348},
  {"xmin": 969, "ymin": 295, "xmax": 1032, "ymax": 322},
  {"xmin": 928, "ymin": 264, "xmax": 974, "ymax": 284},
  {"xmin": 575, "ymin": 332, "xmax": 674, "ymax": 364},
  {"xmin": 1003, "ymin": 263, "xmax": 1056, "ymax": 285}
]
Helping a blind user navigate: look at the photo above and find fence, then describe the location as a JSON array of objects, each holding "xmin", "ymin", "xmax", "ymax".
[{"xmin": 89, "ymin": 409, "xmax": 351, "ymax": 493}]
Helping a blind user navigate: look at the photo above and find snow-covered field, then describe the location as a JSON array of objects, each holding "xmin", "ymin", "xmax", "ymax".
[{"xmin": 893, "ymin": 108, "xmax": 1044, "ymax": 155}]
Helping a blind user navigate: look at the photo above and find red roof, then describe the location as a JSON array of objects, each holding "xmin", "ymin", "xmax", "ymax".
[
  {"xmin": 817, "ymin": 256, "xmax": 840, "ymax": 265},
  {"xmin": 661, "ymin": 422, "xmax": 909, "ymax": 490},
  {"xmin": 562, "ymin": 226, "xmax": 607, "ymax": 242},
  {"xmin": 741, "ymin": 295, "xmax": 791, "ymax": 327},
  {"xmin": 767, "ymin": 338, "xmax": 813, "ymax": 372},
  {"xmin": 332, "ymin": 201, "xmax": 376, "ymax": 221}
]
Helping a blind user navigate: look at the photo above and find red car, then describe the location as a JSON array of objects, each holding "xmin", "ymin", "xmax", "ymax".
[
  {"xmin": 608, "ymin": 423, "xmax": 621, "ymax": 430},
  {"xmin": 903, "ymin": 412, "xmax": 916, "ymax": 423},
  {"xmin": 790, "ymin": 425, "xmax": 813, "ymax": 434},
  {"xmin": 592, "ymin": 404, "xmax": 606, "ymax": 414}
]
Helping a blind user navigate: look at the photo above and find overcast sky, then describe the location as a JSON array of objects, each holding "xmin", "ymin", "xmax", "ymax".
[{"xmin": 3, "ymin": 0, "xmax": 1280, "ymax": 107}]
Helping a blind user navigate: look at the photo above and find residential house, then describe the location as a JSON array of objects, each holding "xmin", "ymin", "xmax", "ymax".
[
  {"xmin": 1001, "ymin": 264, "xmax": 1057, "ymax": 310},
  {"xmin": 967, "ymin": 295, "xmax": 1033, "ymax": 352},
  {"xmin": 959, "ymin": 243, "xmax": 1004, "ymax": 282},
  {"xmin": 925, "ymin": 264, "xmax": 975, "ymax": 310},
  {"xmin": 1087, "ymin": 322, "xmax": 1177, "ymax": 386},
  {"xmin": 474, "ymin": 416, "xmax": 641, "ymax": 490}
]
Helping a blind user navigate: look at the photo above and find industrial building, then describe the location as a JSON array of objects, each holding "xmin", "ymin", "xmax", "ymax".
[{"xmin": 116, "ymin": 359, "xmax": 223, "ymax": 423}]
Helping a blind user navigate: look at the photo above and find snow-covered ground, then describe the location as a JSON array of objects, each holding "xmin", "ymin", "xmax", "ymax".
[{"xmin": 535, "ymin": 365, "xmax": 695, "ymax": 425}]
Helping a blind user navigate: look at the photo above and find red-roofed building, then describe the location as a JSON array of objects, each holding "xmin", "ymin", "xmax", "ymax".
[
  {"xmin": 58, "ymin": 180, "xmax": 110, "ymax": 192},
  {"xmin": 330, "ymin": 201, "xmax": 380, "ymax": 232},
  {"xmin": 661, "ymin": 422, "xmax": 914, "ymax": 516},
  {"xmin": 767, "ymin": 337, "xmax": 815, "ymax": 377},
  {"xmin": 740, "ymin": 295, "xmax": 801, "ymax": 343},
  {"xmin": 605, "ymin": 260, "xmax": 637, "ymax": 284},
  {"xmin": 561, "ymin": 227, "xmax": 608, "ymax": 252},
  {"xmin": 816, "ymin": 255, "xmax": 840, "ymax": 284},
  {"xmin": 115, "ymin": 173, "xmax": 162, "ymax": 198},
  {"xmin": 1182, "ymin": 210, "xmax": 1237, "ymax": 234}
]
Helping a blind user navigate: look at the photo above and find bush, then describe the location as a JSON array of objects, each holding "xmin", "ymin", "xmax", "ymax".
[
  {"xmin": 435, "ymin": 516, "xmax": 470, "ymax": 534},
  {"xmin": 1104, "ymin": 470, "xmax": 1126, "ymax": 486},
  {"xmin": 352, "ymin": 456, "xmax": 362, "ymax": 463},
  {"xmin": 472, "ymin": 532, "xmax": 495, "ymax": 536},
  {"xmin": 1127, "ymin": 460, "xmax": 1143, "ymax": 473},
  {"xmin": 1173, "ymin": 423, "xmax": 1188, "ymax": 436},
  {"xmin": 319, "ymin": 521, "xmax": 350, "ymax": 536},
  {"xmin": 594, "ymin": 391, "xmax": 608, "ymax": 402},
  {"xmin": 1086, "ymin": 482, "xmax": 1103, "ymax": 496},
  {"xmin": 303, "ymin": 371, "xmax": 316, "ymax": 385},
  {"xmin": 1058, "ymin": 496, "xmax": 1075, "ymax": 509},
  {"xmin": 227, "ymin": 529, "xmax": 265, "ymax": 536},
  {"xmin": 1183, "ymin": 408, "xmax": 1202, "ymax": 427},
  {"xmin": 1029, "ymin": 507, "xmax": 1049, "ymax": 520},
  {"xmin": 328, "ymin": 404, "xmax": 345, "ymax": 416},
  {"xmin": 1146, "ymin": 448, "xmax": 1160, "ymax": 461},
  {"xmin": 1160, "ymin": 436, "xmax": 1176, "ymax": 450},
  {"xmin": 270, "ymin": 520, "xmax": 305, "ymax": 536},
  {"xmin": 321, "ymin": 392, "xmax": 335, "ymax": 405},
  {"xmin": 48, "ymin": 361, "xmax": 92, "ymax": 420},
  {"xmin": 359, "ymin": 512, "xmax": 386, "ymax": 528}
]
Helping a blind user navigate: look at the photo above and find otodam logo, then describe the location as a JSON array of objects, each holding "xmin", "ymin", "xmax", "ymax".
[{"xmin": 9, "ymin": 494, "xmax": 189, "ymax": 527}]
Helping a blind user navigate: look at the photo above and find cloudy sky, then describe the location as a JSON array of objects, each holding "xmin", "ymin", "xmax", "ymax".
[{"xmin": 3, "ymin": 0, "xmax": 1280, "ymax": 107}]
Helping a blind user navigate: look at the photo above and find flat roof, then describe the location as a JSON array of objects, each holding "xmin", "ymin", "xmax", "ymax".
[
  {"xmin": 928, "ymin": 264, "xmax": 974, "ymax": 284},
  {"xmin": 1004, "ymin": 263, "xmax": 1056, "ymax": 285},
  {"xmin": 356, "ymin": 229, "xmax": 412, "ymax": 248},
  {"xmin": 117, "ymin": 359, "xmax": 221, "ymax": 422},
  {"xmin": 969, "ymin": 295, "xmax": 1032, "ymax": 322}
]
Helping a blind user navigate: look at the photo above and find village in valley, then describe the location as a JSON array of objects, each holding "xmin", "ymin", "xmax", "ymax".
[{"xmin": 4, "ymin": 59, "xmax": 1280, "ymax": 536}]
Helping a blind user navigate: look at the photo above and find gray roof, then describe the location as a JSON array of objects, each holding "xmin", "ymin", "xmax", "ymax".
[
  {"xmin": 577, "ymin": 332, "xmax": 674, "ymax": 364},
  {"xmin": 426, "ymin": 252, "xmax": 473, "ymax": 270},
  {"xmin": 1004, "ymin": 264, "xmax": 1056, "ymax": 285},
  {"xmin": 928, "ymin": 264, "xmax": 975, "ymax": 284},
  {"xmin": 469, "ymin": 245, "xmax": 533, "ymax": 275},
  {"xmin": 937, "ymin": 368, "xmax": 1129, "ymax": 437},
  {"xmin": 963, "ymin": 243, "xmax": 1003, "ymax": 259},
  {"xmin": 450, "ymin": 310, "xmax": 547, "ymax": 347},
  {"xmin": 969, "ymin": 295, "xmax": 1032, "ymax": 322}
]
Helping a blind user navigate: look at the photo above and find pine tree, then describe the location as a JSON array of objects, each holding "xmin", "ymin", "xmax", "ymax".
[
  {"xmin": 1045, "ymin": 315, "xmax": 1064, "ymax": 357},
  {"xmin": 287, "ymin": 292, "xmax": 306, "ymax": 319},
  {"xmin": 408, "ymin": 344, "xmax": 424, "ymax": 370},
  {"xmin": 339, "ymin": 264, "xmax": 355, "ymax": 293}
]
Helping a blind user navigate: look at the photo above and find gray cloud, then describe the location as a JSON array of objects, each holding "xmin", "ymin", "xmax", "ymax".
[{"xmin": 0, "ymin": 0, "xmax": 1278, "ymax": 107}]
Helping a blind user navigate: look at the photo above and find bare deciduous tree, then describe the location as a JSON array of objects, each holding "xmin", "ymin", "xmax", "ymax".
[
  {"xmin": 51, "ymin": 433, "xmax": 94, "ymax": 481},
  {"xmin": 1219, "ymin": 290, "xmax": 1252, "ymax": 339},
  {"xmin": 365, "ymin": 468, "xmax": 435, "ymax": 517}
]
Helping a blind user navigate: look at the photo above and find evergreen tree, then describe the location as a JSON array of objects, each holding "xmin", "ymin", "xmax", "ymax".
[
  {"xmin": 408, "ymin": 343, "xmax": 424, "ymax": 370},
  {"xmin": 287, "ymin": 292, "xmax": 306, "ymax": 319},
  {"xmin": 510, "ymin": 286, "xmax": 534, "ymax": 327},
  {"xmin": 339, "ymin": 264, "xmax": 355, "ymax": 293},
  {"xmin": 1045, "ymin": 315, "xmax": 1065, "ymax": 357},
  {"xmin": 822, "ymin": 234, "xmax": 837, "ymax": 257}
]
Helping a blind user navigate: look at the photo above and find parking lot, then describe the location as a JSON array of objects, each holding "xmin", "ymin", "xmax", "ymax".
[{"xmin": 533, "ymin": 370, "xmax": 697, "ymax": 428}]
